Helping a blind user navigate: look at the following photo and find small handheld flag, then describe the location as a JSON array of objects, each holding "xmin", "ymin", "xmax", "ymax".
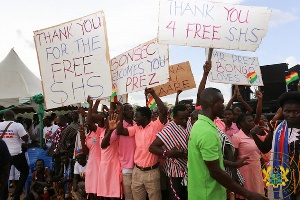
[
  {"xmin": 247, "ymin": 72, "xmax": 258, "ymax": 84},
  {"xmin": 285, "ymin": 72, "xmax": 299, "ymax": 85},
  {"xmin": 110, "ymin": 85, "xmax": 118, "ymax": 102},
  {"xmin": 147, "ymin": 97, "xmax": 157, "ymax": 110}
]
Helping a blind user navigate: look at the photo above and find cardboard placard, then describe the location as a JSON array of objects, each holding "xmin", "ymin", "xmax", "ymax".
[{"xmin": 154, "ymin": 61, "xmax": 196, "ymax": 97}]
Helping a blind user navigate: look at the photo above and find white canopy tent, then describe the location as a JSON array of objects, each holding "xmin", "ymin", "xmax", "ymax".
[{"xmin": 0, "ymin": 48, "xmax": 42, "ymax": 109}]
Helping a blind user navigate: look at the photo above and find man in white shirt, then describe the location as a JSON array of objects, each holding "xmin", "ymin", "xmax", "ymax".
[{"xmin": 0, "ymin": 110, "xmax": 29, "ymax": 200}]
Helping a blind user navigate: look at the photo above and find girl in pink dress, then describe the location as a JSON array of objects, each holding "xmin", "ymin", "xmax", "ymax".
[
  {"xmin": 231, "ymin": 114, "xmax": 265, "ymax": 199},
  {"xmin": 80, "ymin": 97, "xmax": 106, "ymax": 198},
  {"xmin": 97, "ymin": 112, "xmax": 122, "ymax": 199}
]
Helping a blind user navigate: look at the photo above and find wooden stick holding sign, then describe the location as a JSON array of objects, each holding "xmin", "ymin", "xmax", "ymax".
[{"xmin": 207, "ymin": 48, "xmax": 213, "ymax": 62}]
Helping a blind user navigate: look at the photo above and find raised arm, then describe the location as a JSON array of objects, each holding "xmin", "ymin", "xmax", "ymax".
[
  {"xmin": 86, "ymin": 96, "xmax": 97, "ymax": 132},
  {"xmin": 254, "ymin": 90, "xmax": 263, "ymax": 125},
  {"xmin": 196, "ymin": 61, "xmax": 212, "ymax": 106},
  {"xmin": 226, "ymin": 86, "xmax": 238, "ymax": 109},
  {"xmin": 237, "ymin": 89, "xmax": 253, "ymax": 114},
  {"xmin": 101, "ymin": 113, "xmax": 119, "ymax": 149},
  {"xmin": 116, "ymin": 102, "xmax": 129, "ymax": 136},
  {"xmin": 175, "ymin": 90, "xmax": 182, "ymax": 106},
  {"xmin": 79, "ymin": 125, "xmax": 89, "ymax": 155},
  {"xmin": 92, "ymin": 99, "xmax": 100, "ymax": 113},
  {"xmin": 146, "ymin": 88, "xmax": 167, "ymax": 124}
]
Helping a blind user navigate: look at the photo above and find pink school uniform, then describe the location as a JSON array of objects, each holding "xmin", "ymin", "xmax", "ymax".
[
  {"xmin": 231, "ymin": 130, "xmax": 264, "ymax": 199},
  {"xmin": 110, "ymin": 120, "xmax": 136, "ymax": 169},
  {"xmin": 97, "ymin": 128, "xmax": 122, "ymax": 198},
  {"xmin": 85, "ymin": 126, "xmax": 104, "ymax": 194}
]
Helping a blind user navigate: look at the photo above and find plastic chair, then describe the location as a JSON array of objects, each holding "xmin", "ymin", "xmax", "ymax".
[
  {"xmin": 25, "ymin": 148, "xmax": 52, "ymax": 196},
  {"xmin": 27, "ymin": 148, "xmax": 44, "ymax": 166}
]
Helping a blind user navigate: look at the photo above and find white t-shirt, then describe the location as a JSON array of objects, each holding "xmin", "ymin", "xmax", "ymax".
[
  {"xmin": 0, "ymin": 121, "xmax": 28, "ymax": 156},
  {"xmin": 74, "ymin": 161, "xmax": 86, "ymax": 178},
  {"xmin": 43, "ymin": 124, "xmax": 59, "ymax": 147}
]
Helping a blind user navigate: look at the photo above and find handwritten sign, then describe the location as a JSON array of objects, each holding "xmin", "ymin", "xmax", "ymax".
[
  {"xmin": 158, "ymin": 0, "xmax": 271, "ymax": 51},
  {"xmin": 99, "ymin": 94, "xmax": 128, "ymax": 105},
  {"xmin": 208, "ymin": 49, "xmax": 263, "ymax": 86},
  {"xmin": 110, "ymin": 38, "xmax": 169, "ymax": 94},
  {"xmin": 154, "ymin": 61, "xmax": 196, "ymax": 97},
  {"xmin": 34, "ymin": 11, "xmax": 112, "ymax": 109}
]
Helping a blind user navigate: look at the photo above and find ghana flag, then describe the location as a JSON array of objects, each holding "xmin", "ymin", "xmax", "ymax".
[
  {"xmin": 110, "ymin": 85, "xmax": 118, "ymax": 102},
  {"xmin": 247, "ymin": 72, "xmax": 258, "ymax": 84},
  {"xmin": 147, "ymin": 97, "xmax": 156, "ymax": 110},
  {"xmin": 285, "ymin": 72, "xmax": 299, "ymax": 85}
]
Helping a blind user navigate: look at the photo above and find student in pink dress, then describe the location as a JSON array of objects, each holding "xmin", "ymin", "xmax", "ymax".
[
  {"xmin": 80, "ymin": 97, "xmax": 106, "ymax": 199},
  {"xmin": 231, "ymin": 114, "xmax": 265, "ymax": 199},
  {"xmin": 98, "ymin": 111, "xmax": 122, "ymax": 199},
  {"xmin": 102, "ymin": 102, "xmax": 136, "ymax": 200}
]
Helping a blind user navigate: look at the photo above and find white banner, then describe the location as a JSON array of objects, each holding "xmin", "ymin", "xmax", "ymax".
[
  {"xmin": 208, "ymin": 49, "xmax": 264, "ymax": 86},
  {"xmin": 158, "ymin": 0, "xmax": 271, "ymax": 51},
  {"xmin": 110, "ymin": 38, "xmax": 169, "ymax": 94},
  {"xmin": 34, "ymin": 11, "xmax": 112, "ymax": 109}
]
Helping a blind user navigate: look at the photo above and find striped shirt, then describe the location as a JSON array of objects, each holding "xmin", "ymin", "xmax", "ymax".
[
  {"xmin": 217, "ymin": 128, "xmax": 245, "ymax": 185},
  {"xmin": 157, "ymin": 120, "xmax": 191, "ymax": 177}
]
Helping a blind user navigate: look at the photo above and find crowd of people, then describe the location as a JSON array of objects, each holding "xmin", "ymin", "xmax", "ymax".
[{"xmin": 0, "ymin": 61, "xmax": 300, "ymax": 200}]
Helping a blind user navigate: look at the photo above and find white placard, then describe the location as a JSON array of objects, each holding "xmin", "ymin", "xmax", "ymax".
[
  {"xmin": 158, "ymin": 0, "xmax": 271, "ymax": 51},
  {"xmin": 110, "ymin": 38, "xmax": 169, "ymax": 95},
  {"xmin": 208, "ymin": 49, "xmax": 264, "ymax": 86},
  {"xmin": 34, "ymin": 11, "xmax": 112, "ymax": 109}
]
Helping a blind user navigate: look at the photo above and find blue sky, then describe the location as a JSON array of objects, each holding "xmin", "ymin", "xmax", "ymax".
[{"xmin": 0, "ymin": 0, "xmax": 299, "ymax": 106}]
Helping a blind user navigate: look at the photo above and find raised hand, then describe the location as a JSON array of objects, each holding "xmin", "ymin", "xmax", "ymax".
[
  {"xmin": 87, "ymin": 95, "xmax": 93, "ymax": 105},
  {"xmin": 177, "ymin": 90, "xmax": 183, "ymax": 95},
  {"xmin": 203, "ymin": 61, "xmax": 212, "ymax": 74},
  {"xmin": 108, "ymin": 112, "xmax": 119, "ymax": 131},
  {"xmin": 256, "ymin": 90, "xmax": 263, "ymax": 100},
  {"xmin": 237, "ymin": 93, "xmax": 243, "ymax": 101},
  {"xmin": 145, "ymin": 88, "xmax": 155, "ymax": 95},
  {"xmin": 116, "ymin": 101, "xmax": 123, "ymax": 113}
]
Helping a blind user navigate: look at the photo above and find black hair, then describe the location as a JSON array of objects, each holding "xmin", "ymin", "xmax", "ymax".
[
  {"xmin": 172, "ymin": 105, "xmax": 187, "ymax": 117},
  {"xmin": 3, "ymin": 110, "xmax": 14, "ymax": 120},
  {"xmin": 136, "ymin": 106, "xmax": 152, "ymax": 120},
  {"xmin": 224, "ymin": 109, "xmax": 233, "ymax": 113},
  {"xmin": 123, "ymin": 103, "xmax": 132, "ymax": 111},
  {"xmin": 278, "ymin": 91, "xmax": 300, "ymax": 108},
  {"xmin": 58, "ymin": 115, "xmax": 68, "ymax": 123},
  {"xmin": 236, "ymin": 113, "xmax": 252, "ymax": 127},
  {"xmin": 199, "ymin": 88, "xmax": 222, "ymax": 110},
  {"xmin": 36, "ymin": 159, "xmax": 45, "ymax": 165}
]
